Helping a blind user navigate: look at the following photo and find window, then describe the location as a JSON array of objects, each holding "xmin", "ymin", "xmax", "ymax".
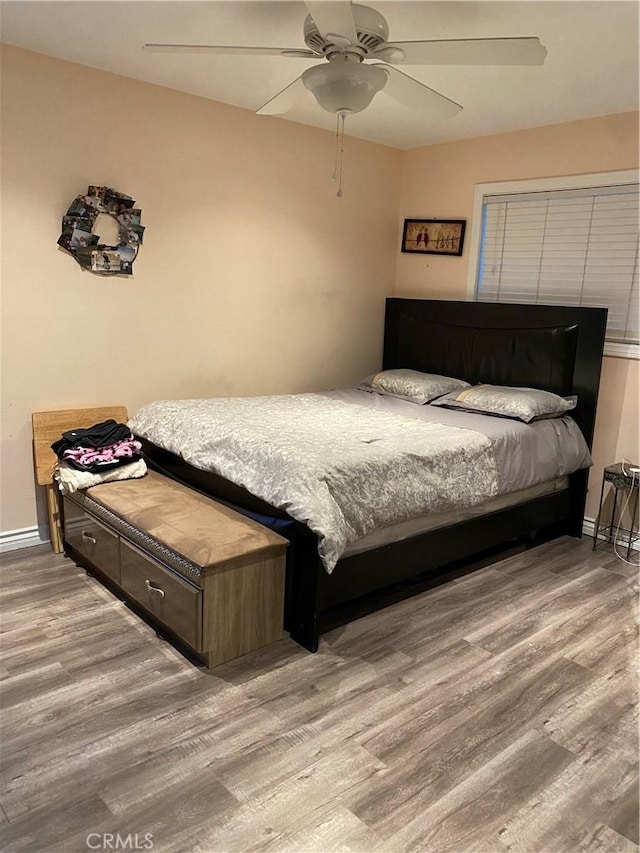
[{"xmin": 467, "ymin": 171, "xmax": 640, "ymax": 358}]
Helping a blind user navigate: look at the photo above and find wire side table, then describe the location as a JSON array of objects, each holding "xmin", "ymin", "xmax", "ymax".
[{"xmin": 592, "ymin": 462, "xmax": 640, "ymax": 558}]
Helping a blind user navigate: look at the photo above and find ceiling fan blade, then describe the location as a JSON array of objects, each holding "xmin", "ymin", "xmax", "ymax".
[
  {"xmin": 378, "ymin": 64, "xmax": 462, "ymax": 119},
  {"xmin": 143, "ymin": 44, "xmax": 318, "ymax": 58},
  {"xmin": 256, "ymin": 76, "xmax": 307, "ymax": 115},
  {"xmin": 374, "ymin": 37, "xmax": 547, "ymax": 66},
  {"xmin": 304, "ymin": 1, "xmax": 358, "ymax": 44}
]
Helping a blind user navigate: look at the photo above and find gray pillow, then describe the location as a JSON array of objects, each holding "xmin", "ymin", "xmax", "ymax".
[
  {"xmin": 430, "ymin": 384, "xmax": 577, "ymax": 422},
  {"xmin": 358, "ymin": 369, "xmax": 470, "ymax": 405}
]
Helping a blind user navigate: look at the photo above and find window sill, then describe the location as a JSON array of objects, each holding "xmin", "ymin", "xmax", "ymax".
[{"xmin": 604, "ymin": 341, "xmax": 639, "ymax": 360}]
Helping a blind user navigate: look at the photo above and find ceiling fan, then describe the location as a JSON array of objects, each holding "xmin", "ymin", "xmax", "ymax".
[
  {"xmin": 144, "ymin": 1, "xmax": 546, "ymax": 193},
  {"xmin": 144, "ymin": 2, "xmax": 546, "ymax": 118}
]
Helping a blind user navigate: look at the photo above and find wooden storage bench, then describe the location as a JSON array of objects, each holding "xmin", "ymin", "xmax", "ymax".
[{"xmin": 62, "ymin": 470, "xmax": 288, "ymax": 667}]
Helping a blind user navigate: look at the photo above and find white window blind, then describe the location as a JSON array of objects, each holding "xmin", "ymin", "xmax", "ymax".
[{"xmin": 477, "ymin": 183, "xmax": 639, "ymax": 344}]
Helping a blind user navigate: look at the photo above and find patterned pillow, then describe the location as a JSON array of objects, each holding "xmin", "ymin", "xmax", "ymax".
[
  {"xmin": 358, "ymin": 369, "xmax": 469, "ymax": 404},
  {"xmin": 430, "ymin": 384, "xmax": 577, "ymax": 422}
]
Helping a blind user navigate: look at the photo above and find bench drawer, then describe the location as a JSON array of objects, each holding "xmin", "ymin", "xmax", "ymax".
[
  {"xmin": 120, "ymin": 540, "xmax": 202, "ymax": 651},
  {"xmin": 63, "ymin": 497, "xmax": 120, "ymax": 584}
]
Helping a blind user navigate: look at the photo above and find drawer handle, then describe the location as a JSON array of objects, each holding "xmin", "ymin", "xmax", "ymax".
[
  {"xmin": 81, "ymin": 531, "xmax": 97, "ymax": 545},
  {"xmin": 145, "ymin": 579, "xmax": 165, "ymax": 599}
]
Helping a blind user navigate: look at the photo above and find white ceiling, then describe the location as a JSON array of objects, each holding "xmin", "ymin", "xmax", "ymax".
[{"xmin": 1, "ymin": 1, "xmax": 638, "ymax": 149}]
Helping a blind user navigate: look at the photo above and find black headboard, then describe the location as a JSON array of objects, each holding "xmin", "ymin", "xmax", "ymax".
[{"xmin": 383, "ymin": 299, "xmax": 607, "ymax": 449}]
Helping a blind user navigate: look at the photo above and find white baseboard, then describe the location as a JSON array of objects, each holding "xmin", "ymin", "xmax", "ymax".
[
  {"xmin": 582, "ymin": 517, "xmax": 597, "ymax": 539},
  {"xmin": 0, "ymin": 525, "xmax": 50, "ymax": 553},
  {"xmin": 583, "ymin": 516, "xmax": 639, "ymax": 552}
]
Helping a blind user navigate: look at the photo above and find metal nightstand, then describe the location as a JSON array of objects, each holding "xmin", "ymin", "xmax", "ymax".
[{"xmin": 592, "ymin": 462, "xmax": 640, "ymax": 558}]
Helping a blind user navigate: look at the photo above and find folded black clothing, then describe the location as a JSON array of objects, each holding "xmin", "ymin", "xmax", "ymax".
[{"xmin": 51, "ymin": 419, "xmax": 131, "ymax": 458}]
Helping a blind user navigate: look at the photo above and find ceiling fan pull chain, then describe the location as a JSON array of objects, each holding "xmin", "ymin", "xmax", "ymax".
[
  {"xmin": 332, "ymin": 113, "xmax": 340, "ymax": 181},
  {"xmin": 336, "ymin": 111, "xmax": 345, "ymax": 199}
]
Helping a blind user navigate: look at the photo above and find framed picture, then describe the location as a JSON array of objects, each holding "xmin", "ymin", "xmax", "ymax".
[{"xmin": 401, "ymin": 218, "xmax": 466, "ymax": 256}]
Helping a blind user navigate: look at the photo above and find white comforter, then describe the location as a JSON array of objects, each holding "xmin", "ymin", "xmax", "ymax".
[{"xmin": 129, "ymin": 394, "xmax": 499, "ymax": 572}]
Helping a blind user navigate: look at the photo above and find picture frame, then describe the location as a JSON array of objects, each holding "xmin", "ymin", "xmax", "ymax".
[
  {"xmin": 57, "ymin": 185, "xmax": 143, "ymax": 276},
  {"xmin": 401, "ymin": 218, "xmax": 466, "ymax": 256}
]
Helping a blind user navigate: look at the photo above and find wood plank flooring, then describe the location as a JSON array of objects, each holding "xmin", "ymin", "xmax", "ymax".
[{"xmin": 0, "ymin": 537, "xmax": 637, "ymax": 853}]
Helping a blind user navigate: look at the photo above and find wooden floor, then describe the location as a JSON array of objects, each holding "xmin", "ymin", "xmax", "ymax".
[{"xmin": 0, "ymin": 537, "xmax": 638, "ymax": 853}]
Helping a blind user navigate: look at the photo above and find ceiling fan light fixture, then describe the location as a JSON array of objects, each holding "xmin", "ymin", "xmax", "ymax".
[{"xmin": 302, "ymin": 59, "xmax": 387, "ymax": 114}]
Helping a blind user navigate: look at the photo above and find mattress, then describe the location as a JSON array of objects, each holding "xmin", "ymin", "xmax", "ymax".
[{"xmin": 343, "ymin": 476, "xmax": 568, "ymax": 556}]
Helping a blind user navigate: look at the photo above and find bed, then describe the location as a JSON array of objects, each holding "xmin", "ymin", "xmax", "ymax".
[{"xmin": 131, "ymin": 299, "xmax": 607, "ymax": 652}]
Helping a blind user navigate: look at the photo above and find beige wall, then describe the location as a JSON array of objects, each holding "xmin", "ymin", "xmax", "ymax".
[
  {"xmin": 1, "ymin": 44, "xmax": 638, "ymax": 539},
  {"xmin": 394, "ymin": 112, "xmax": 640, "ymax": 518},
  {"xmin": 0, "ymin": 45, "xmax": 401, "ymax": 534}
]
